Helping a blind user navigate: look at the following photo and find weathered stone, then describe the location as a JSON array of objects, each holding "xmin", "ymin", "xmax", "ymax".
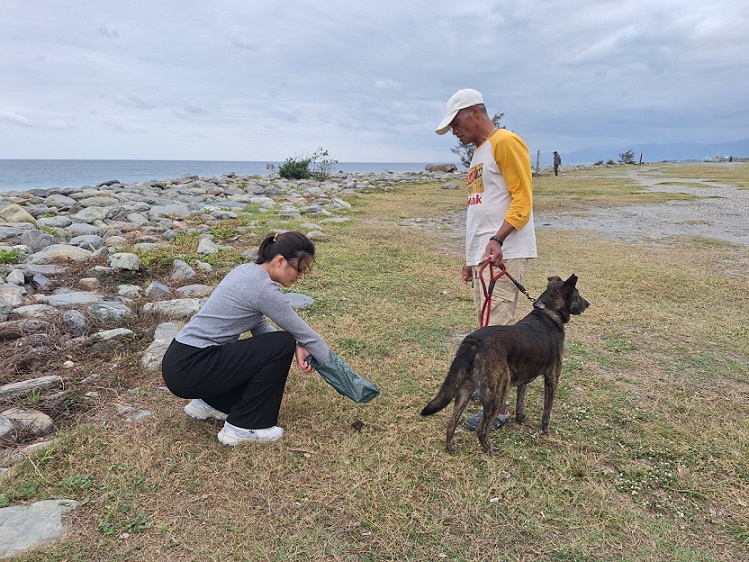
[
  {"xmin": 150, "ymin": 204, "xmax": 191, "ymax": 218},
  {"xmin": 8, "ymin": 304, "xmax": 57, "ymax": 319},
  {"xmin": 32, "ymin": 273, "xmax": 55, "ymax": 291},
  {"xmin": 5, "ymin": 269, "xmax": 25, "ymax": 286},
  {"xmin": 425, "ymin": 163, "xmax": 458, "ymax": 173},
  {"xmin": 78, "ymin": 277, "xmax": 99, "ymax": 291},
  {"xmin": 175, "ymin": 284, "xmax": 213, "ymax": 297},
  {"xmin": 117, "ymin": 284, "xmax": 142, "ymax": 299},
  {"xmin": 35, "ymin": 215, "xmax": 73, "ymax": 228},
  {"xmin": 145, "ymin": 281, "xmax": 171, "ymax": 298},
  {"xmin": 0, "ymin": 203, "xmax": 36, "ymax": 224},
  {"xmin": 0, "ymin": 296, "xmax": 10, "ymax": 321},
  {"xmin": 26, "ymin": 244, "xmax": 92, "ymax": 264},
  {"xmin": 3, "ymin": 440, "xmax": 56, "ymax": 466},
  {"xmin": 69, "ymin": 234, "xmax": 105, "ymax": 249},
  {"xmin": 0, "ymin": 408, "xmax": 55, "ymax": 438},
  {"xmin": 35, "ymin": 291, "xmax": 103, "ymax": 308},
  {"xmin": 142, "ymin": 321, "xmax": 180, "ymax": 371},
  {"xmin": 19, "ymin": 229, "xmax": 57, "ymax": 252},
  {"xmin": 0, "ymin": 319, "xmax": 52, "ymax": 341},
  {"xmin": 115, "ymin": 404, "xmax": 152, "ymax": 422},
  {"xmin": 0, "ymin": 499, "xmax": 79, "ymax": 558},
  {"xmin": 108, "ymin": 252, "xmax": 141, "ymax": 270},
  {"xmin": 143, "ymin": 298, "xmax": 204, "ymax": 319},
  {"xmin": 0, "ymin": 416, "xmax": 13, "ymax": 441},
  {"xmin": 170, "ymin": 259, "xmax": 196, "ymax": 282},
  {"xmin": 71, "ymin": 207, "xmax": 109, "ymax": 223},
  {"xmin": 88, "ymin": 301, "xmax": 131, "ymax": 323},
  {"xmin": 197, "ymin": 237, "xmax": 219, "ymax": 254},
  {"xmin": 284, "ymin": 292, "xmax": 315, "ymax": 309},
  {"xmin": 62, "ymin": 309, "xmax": 87, "ymax": 336},
  {"xmin": 88, "ymin": 328, "xmax": 134, "ymax": 343},
  {"xmin": 0, "ymin": 285, "xmax": 25, "ymax": 307}
]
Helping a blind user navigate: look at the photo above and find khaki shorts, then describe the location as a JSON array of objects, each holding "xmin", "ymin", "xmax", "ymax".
[{"xmin": 472, "ymin": 258, "xmax": 529, "ymax": 326}]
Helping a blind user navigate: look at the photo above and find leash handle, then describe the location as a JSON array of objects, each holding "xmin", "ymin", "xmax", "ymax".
[
  {"xmin": 478, "ymin": 261, "xmax": 507, "ymax": 327},
  {"xmin": 478, "ymin": 260, "xmax": 537, "ymax": 327}
]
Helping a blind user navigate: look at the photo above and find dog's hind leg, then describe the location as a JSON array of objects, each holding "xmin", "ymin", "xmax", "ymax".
[
  {"xmin": 477, "ymin": 399, "xmax": 502, "ymax": 455},
  {"xmin": 445, "ymin": 389, "xmax": 472, "ymax": 453},
  {"xmin": 515, "ymin": 383, "xmax": 528, "ymax": 424},
  {"xmin": 478, "ymin": 377, "xmax": 509, "ymax": 455}
]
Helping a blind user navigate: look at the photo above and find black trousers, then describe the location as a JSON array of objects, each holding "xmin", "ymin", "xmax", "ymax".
[{"xmin": 162, "ymin": 331, "xmax": 296, "ymax": 429}]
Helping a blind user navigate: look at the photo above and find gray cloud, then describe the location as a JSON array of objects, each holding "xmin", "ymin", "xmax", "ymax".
[{"xmin": 0, "ymin": 0, "xmax": 747, "ymax": 161}]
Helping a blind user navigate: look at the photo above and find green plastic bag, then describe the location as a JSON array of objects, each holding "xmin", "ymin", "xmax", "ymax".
[{"xmin": 307, "ymin": 351, "xmax": 380, "ymax": 403}]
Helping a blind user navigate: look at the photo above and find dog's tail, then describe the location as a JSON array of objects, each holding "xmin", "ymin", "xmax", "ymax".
[{"xmin": 420, "ymin": 336, "xmax": 477, "ymax": 416}]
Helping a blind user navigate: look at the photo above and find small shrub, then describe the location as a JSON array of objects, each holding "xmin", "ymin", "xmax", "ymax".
[
  {"xmin": 270, "ymin": 148, "xmax": 338, "ymax": 181},
  {"xmin": 594, "ymin": 160, "xmax": 604, "ymax": 166},
  {"xmin": 0, "ymin": 247, "xmax": 23, "ymax": 264}
]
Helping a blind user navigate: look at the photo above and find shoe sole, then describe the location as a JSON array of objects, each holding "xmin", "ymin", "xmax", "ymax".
[
  {"xmin": 217, "ymin": 429, "xmax": 282, "ymax": 446},
  {"xmin": 184, "ymin": 403, "xmax": 228, "ymax": 421}
]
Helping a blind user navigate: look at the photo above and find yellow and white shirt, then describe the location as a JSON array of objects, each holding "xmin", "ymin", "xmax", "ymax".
[{"xmin": 465, "ymin": 128, "xmax": 537, "ymax": 266}]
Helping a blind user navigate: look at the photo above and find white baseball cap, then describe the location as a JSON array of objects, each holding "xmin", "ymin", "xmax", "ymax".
[{"xmin": 435, "ymin": 89, "xmax": 485, "ymax": 135}]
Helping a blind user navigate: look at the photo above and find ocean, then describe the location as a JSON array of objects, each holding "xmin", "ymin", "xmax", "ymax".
[{"xmin": 0, "ymin": 159, "xmax": 440, "ymax": 193}]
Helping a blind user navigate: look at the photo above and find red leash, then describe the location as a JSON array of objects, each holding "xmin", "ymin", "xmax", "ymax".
[
  {"xmin": 478, "ymin": 261, "xmax": 536, "ymax": 327},
  {"xmin": 478, "ymin": 261, "xmax": 508, "ymax": 328}
]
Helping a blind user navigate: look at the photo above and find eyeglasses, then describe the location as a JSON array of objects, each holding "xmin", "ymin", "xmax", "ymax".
[{"xmin": 286, "ymin": 258, "xmax": 311, "ymax": 277}]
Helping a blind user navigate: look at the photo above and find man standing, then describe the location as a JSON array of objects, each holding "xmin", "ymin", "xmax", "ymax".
[
  {"xmin": 436, "ymin": 88, "xmax": 537, "ymax": 431},
  {"xmin": 553, "ymin": 151, "xmax": 562, "ymax": 176}
]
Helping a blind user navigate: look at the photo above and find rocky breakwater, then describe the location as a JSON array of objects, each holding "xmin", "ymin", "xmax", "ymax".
[
  {"xmin": 0, "ymin": 168, "xmax": 458, "ymax": 460},
  {"xmin": 0, "ymin": 167, "xmax": 464, "ymax": 556}
]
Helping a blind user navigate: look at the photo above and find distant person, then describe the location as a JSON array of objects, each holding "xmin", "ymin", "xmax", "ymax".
[
  {"xmin": 162, "ymin": 231, "xmax": 332, "ymax": 446},
  {"xmin": 553, "ymin": 151, "xmax": 562, "ymax": 176},
  {"xmin": 435, "ymin": 88, "xmax": 537, "ymax": 431}
]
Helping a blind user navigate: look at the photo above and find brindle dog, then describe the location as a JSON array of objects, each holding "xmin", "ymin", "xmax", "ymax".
[{"xmin": 421, "ymin": 274, "xmax": 590, "ymax": 454}]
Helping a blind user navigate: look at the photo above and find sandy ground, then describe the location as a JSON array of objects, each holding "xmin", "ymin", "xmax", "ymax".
[{"xmin": 536, "ymin": 167, "xmax": 749, "ymax": 247}]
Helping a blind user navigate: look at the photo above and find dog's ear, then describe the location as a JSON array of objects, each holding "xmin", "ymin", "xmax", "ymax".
[
  {"xmin": 547, "ymin": 276, "xmax": 562, "ymax": 283},
  {"xmin": 564, "ymin": 274, "xmax": 578, "ymax": 287}
]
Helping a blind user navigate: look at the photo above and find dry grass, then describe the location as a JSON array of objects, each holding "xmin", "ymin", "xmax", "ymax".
[{"xmin": 2, "ymin": 163, "xmax": 748, "ymax": 561}]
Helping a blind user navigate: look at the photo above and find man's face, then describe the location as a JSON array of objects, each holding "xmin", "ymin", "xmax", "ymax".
[{"xmin": 449, "ymin": 107, "xmax": 475, "ymax": 145}]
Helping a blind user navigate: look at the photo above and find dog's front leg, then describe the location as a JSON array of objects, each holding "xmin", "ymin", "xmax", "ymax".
[
  {"xmin": 515, "ymin": 383, "xmax": 528, "ymax": 424},
  {"xmin": 541, "ymin": 370, "xmax": 559, "ymax": 434}
]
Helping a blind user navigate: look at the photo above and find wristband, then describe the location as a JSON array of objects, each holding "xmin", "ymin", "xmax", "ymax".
[{"xmin": 489, "ymin": 236, "xmax": 503, "ymax": 246}]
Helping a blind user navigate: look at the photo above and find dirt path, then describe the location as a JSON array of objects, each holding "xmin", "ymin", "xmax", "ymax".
[{"xmin": 536, "ymin": 168, "xmax": 749, "ymax": 246}]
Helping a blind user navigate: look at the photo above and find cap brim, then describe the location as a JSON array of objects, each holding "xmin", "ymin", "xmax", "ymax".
[{"xmin": 435, "ymin": 110, "xmax": 458, "ymax": 135}]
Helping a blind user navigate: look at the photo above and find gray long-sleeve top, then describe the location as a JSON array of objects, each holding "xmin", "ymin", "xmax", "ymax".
[{"xmin": 175, "ymin": 262, "xmax": 331, "ymax": 363}]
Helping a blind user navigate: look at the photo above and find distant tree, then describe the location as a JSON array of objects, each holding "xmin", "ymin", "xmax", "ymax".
[
  {"xmin": 451, "ymin": 112, "xmax": 505, "ymax": 168},
  {"xmin": 618, "ymin": 150, "xmax": 635, "ymax": 165}
]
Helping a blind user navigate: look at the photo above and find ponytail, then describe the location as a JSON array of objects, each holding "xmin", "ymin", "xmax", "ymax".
[{"xmin": 256, "ymin": 231, "xmax": 315, "ymax": 266}]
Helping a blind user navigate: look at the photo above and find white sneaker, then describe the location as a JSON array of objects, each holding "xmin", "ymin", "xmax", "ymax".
[
  {"xmin": 184, "ymin": 399, "xmax": 228, "ymax": 421},
  {"xmin": 217, "ymin": 422, "xmax": 284, "ymax": 446}
]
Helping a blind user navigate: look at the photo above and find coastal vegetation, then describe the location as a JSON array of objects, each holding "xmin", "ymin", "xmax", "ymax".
[
  {"xmin": 268, "ymin": 147, "xmax": 339, "ymax": 181},
  {"xmin": 1, "ymin": 163, "xmax": 747, "ymax": 560}
]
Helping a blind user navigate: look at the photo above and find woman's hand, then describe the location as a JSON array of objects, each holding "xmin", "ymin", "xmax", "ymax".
[{"xmin": 295, "ymin": 344, "xmax": 315, "ymax": 373}]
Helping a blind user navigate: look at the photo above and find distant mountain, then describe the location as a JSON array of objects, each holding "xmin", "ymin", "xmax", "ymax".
[{"xmin": 557, "ymin": 137, "xmax": 749, "ymax": 165}]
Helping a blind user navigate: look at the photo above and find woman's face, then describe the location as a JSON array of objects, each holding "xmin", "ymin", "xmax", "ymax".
[{"xmin": 276, "ymin": 255, "xmax": 312, "ymax": 287}]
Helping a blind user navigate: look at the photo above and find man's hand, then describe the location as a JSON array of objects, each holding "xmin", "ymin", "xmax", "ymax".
[
  {"xmin": 481, "ymin": 238, "xmax": 504, "ymax": 266},
  {"xmin": 461, "ymin": 265, "xmax": 474, "ymax": 283}
]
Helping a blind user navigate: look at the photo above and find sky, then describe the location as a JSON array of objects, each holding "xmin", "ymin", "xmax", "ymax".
[{"xmin": 1, "ymin": 0, "xmax": 748, "ymax": 164}]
